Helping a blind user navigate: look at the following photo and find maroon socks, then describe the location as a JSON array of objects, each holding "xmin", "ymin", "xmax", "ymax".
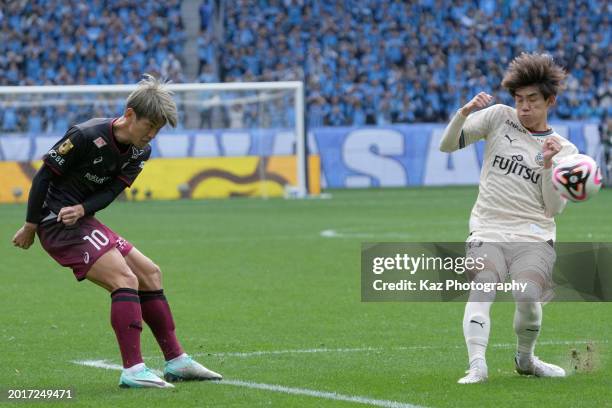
[
  {"xmin": 110, "ymin": 288, "xmax": 143, "ymax": 368},
  {"xmin": 139, "ymin": 289, "xmax": 184, "ymax": 361}
]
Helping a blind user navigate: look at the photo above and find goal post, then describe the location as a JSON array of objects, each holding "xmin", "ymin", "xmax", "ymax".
[{"xmin": 0, "ymin": 81, "xmax": 312, "ymax": 201}]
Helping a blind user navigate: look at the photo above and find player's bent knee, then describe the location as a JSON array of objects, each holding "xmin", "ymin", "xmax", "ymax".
[
  {"xmin": 120, "ymin": 271, "xmax": 139, "ymax": 290},
  {"xmin": 513, "ymin": 279, "xmax": 542, "ymax": 303},
  {"xmin": 137, "ymin": 263, "xmax": 162, "ymax": 290},
  {"xmin": 150, "ymin": 263, "xmax": 162, "ymax": 278},
  {"xmin": 107, "ymin": 269, "xmax": 139, "ymax": 291},
  {"xmin": 471, "ymin": 269, "xmax": 499, "ymax": 284}
]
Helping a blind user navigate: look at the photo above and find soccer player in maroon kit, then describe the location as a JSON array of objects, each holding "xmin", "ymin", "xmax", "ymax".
[{"xmin": 12, "ymin": 74, "xmax": 222, "ymax": 388}]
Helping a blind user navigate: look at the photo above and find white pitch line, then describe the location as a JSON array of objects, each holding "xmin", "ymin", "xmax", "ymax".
[
  {"xmin": 75, "ymin": 360, "xmax": 164, "ymax": 376},
  {"xmin": 73, "ymin": 340, "xmax": 604, "ymax": 407},
  {"xmin": 76, "ymin": 360, "xmax": 122, "ymax": 370},
  {"xmin": 320, "ymin": 229, "xmax": 413, "ymax": 239},
  {"xmin": 215, "ymin": 379, "xmax": 423, "ymax": 408},
  {"xmin": 72, "ymin": 360, "xmax": 423, "ymax": 408},
  {"xmin": 189, "ymin": 339, "xmax": 606, "ymax": 359},
  {"xmin": 204, "ymin": 346, "xmax": 385, "ymax": 357}
]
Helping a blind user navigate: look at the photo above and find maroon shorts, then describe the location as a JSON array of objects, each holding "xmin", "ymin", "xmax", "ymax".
[{"xmin": 37, "ymin": 216, "xmax": 133, "ymax": 281}]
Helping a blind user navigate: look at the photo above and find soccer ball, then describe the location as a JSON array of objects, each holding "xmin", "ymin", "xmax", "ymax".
[{"xmin": 551, "ymin": 154, "xmax": 602, "ymax": 202}]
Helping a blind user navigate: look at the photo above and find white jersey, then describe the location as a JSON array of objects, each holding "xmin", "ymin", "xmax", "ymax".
[{"xmin": 443, "ymin": 104, "xmax": 578, "ymax": 242}]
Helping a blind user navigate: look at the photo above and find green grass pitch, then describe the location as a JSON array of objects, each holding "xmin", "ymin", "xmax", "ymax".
[{"xmin": 1, "ymin": 186, "xmax": 611, "ymax": 407}]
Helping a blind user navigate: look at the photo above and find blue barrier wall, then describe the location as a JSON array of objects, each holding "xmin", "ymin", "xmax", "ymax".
[{"xmin": 0, "ymin": 121, "xmax": 601, "ymax": 187}]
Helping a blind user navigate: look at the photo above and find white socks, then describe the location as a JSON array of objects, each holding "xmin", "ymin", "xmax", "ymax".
[
  {"xmin": 124, "ymin": 362, "xmax": 145, "ymax": 373},
  {"xmin": 463, "ymin": 274, "xmax": 545, "ymax": 369},
  {"xmin": 167, "ymin": 353, "xmax": 188, "ymax": 363},
  {"xmin": 513, "ymin": 280, "xmax": 543, "ymax": 365},
  {"xmin": 463, "ymin": 301, "xmax": 492, "ymax": 364},
  {"xmin": 463, "ymin": 270, "xmax": 498, "ymax": 365}
]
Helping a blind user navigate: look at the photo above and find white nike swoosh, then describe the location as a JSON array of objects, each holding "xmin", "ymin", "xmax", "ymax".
[{"xmin": 133, "ymin": 379, "xmax": 168, "ymax": 386}]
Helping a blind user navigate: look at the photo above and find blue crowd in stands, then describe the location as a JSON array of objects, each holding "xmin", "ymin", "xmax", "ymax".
[
  {"xmin": 0, "ymin": 0, "xmax": 610, "ymax": 133},
  {"xmin": 220, "ymin": 0, "xmax": 610, "ymax": 127},
  {"xmin": 0, "ymin": 0, "xmax": 185, "ymax": 133}
]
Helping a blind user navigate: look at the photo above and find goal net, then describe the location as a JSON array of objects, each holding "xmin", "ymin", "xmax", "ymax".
[{"xmin": 0, "ymin": 81, "xmax": 316, "ymax": 203}]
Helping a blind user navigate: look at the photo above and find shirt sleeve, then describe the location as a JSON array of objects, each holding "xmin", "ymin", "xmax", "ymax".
[
  {"xmin": 42, "ymin": 127, "xmax": 87, "ymax": 175},
  {"xmin": 81, "ymin": 178, "xmax": 127, "ymax": 215},
  {"xmin": 117, "ymin": 148, "xmax": 152, "ymax": 187},
  {"xmin": 25, "ymin": 164, "xmax": 56, "ymax": 224},
  {"xmin": 439, "ymin": 104, "xmax": 500, "ymax": 152}
]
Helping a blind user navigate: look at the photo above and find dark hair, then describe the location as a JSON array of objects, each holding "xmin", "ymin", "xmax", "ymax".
[{"xmin": 501, "ymin": 53, "xmax": 567, "ymax": 100}]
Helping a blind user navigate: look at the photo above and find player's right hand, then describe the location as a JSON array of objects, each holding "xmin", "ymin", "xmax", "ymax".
[
  {"xmin": 12, "ymin": 223, "xmax": 37, "ymax": 249},
  {"xmin": 57, "ymin": 204, "xmax": 85, "ymax": 226},
  {"xmin": 461, "ymin": 92, "xmax": 494, "ymax": 117}
]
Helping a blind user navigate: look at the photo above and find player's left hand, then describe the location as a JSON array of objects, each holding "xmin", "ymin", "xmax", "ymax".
[
  {"xmin": 12, "ymin": 223, "xmax": 37, "ymax": 249},
  {"xmin": 542, "ymin": 136, "xmax": 562, "ymax": 169},
  {"xmin": 57, "ymin": 205, "xmax": 85, "ymax": 226}
]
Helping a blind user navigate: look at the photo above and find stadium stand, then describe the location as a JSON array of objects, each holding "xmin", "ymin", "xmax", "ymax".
[
  {"xmin": 0, "ymin": 0, "xmax": 609, "ymax": 131},
  {"xmin": 220, "ymin": 0, "xmax": 610, "ymax": 125},
  {"xmin": 0, "ymin": 0, "xmax": 185, "ymax": 132}
]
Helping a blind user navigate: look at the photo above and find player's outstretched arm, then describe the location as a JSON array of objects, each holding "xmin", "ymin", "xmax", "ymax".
[
  {"xmin": 12, "ymin": 165, "xmax": 56, "ymax": 249},
  {"xmin": 439, "ymin": 92, "xmax": 493, "ymax": 152},
  {"xmin": 541, "ymin": 136, "xmax": 566, "ymax": 217}
]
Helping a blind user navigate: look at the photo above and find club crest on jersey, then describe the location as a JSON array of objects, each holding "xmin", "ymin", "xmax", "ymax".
[
  {"xmin": 535, "ymin": 152, "xmax": 544, "ymax": 166},
  {"xmin": 58, "ymin": 139, "xmax": 74, "ymax": 155},
  {"xmin": 93, "ymin": 137, "xmax": 107, "ymax": 148}
]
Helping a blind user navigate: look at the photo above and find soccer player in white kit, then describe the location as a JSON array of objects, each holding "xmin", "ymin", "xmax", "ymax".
[{"xmin": 439, "ymin": 53, "xmax": 578, "ymax": 383}]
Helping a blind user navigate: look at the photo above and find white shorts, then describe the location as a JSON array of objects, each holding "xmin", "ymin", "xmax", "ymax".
[{"xmin": 466, "ymin": 232, "xmax": 557, "ymax": 301}]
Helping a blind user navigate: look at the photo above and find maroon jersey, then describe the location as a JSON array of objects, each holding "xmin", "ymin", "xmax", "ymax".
[{"xmin": 40, "ymin": 118, "xmax": 151, "ymax": 220}]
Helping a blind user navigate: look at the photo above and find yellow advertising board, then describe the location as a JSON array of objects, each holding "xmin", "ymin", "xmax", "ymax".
[{"xmin": 0, "ymin": 155, "xmax": 321, "ymax": 203}]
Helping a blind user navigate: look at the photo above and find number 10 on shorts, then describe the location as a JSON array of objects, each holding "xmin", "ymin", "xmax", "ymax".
[{"xmin": 83, "ymin": 229, "xmax": 110, "ymax": 250}]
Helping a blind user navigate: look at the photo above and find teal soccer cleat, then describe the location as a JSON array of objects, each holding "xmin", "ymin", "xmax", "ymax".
[
  {"xmin": 119, "ymin": 364, "xmax": 175, "ymax": 389},
  {"xmin": 164, "ymin": 354, "xmax": 223, "ymax": 382}
]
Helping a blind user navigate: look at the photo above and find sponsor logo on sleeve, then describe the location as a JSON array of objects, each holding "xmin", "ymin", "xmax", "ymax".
[
  {"xmin": 47, "ymin": 150, "xmax": 66, "ymax": 166},
  {"xmin": 93, "ymin": 137, "xmax": 107, "ymax": 148},
  {"xmin": 58, "ymin": 139, "xmax": 74, "ymax": 155}
]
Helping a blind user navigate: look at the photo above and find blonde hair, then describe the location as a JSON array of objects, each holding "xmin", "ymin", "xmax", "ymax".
[{"xmin": 126, "ymin": 73, "xmax": 178, "ymax": 128}]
